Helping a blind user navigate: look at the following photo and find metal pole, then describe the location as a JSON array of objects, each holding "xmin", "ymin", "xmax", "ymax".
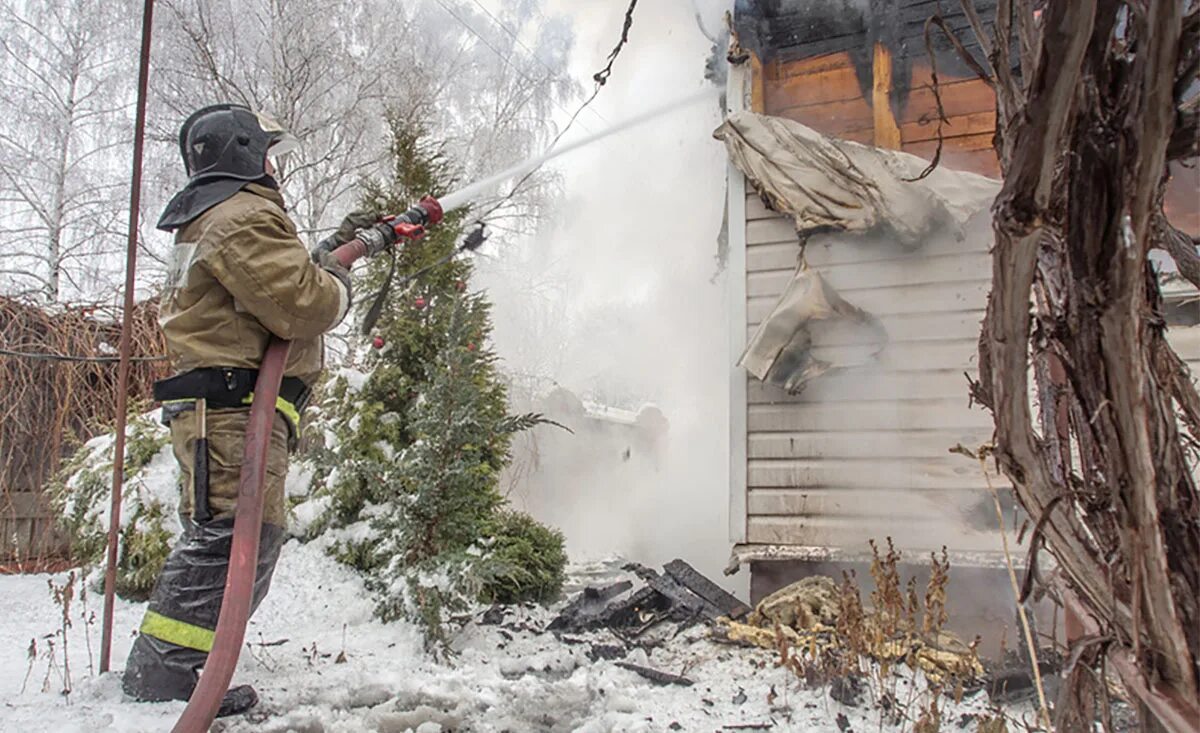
[{"xmin": 100, "ymin": 0, "xmax": 155, "ymax": 675}]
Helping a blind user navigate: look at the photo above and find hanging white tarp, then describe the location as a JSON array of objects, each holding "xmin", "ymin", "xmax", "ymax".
[
  {"xmin": 715, "ymin": 111, "xmax": 999, "ymax": 392},
  {"xmin": 713, "ymin": 111, "xmax": 999, "ymax": 246},
  {"xmin": 738, "ymin": 264, "xmax": 887, "ymax": 392}
]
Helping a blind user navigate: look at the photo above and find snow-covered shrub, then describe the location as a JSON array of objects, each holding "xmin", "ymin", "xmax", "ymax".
[
  {"xmin": 478, "ymin": 510, "xmax": 567, "ymax": 605},
  {"xmin": 115, "ymin": 500, "xmax": 175, "ymax": 599},
  {"xmin": 49, "ymin": 412, "xmax": 179, "ymax": 600}
]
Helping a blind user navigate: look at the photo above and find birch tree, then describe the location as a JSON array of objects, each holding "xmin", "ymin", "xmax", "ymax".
[
  {"xmin": 0, "ymin": 0, "xmax": 136, "ymax": 302},
  {"xmin": 147, "ymin": 0, "xmax": 577, "ymax": 250}
]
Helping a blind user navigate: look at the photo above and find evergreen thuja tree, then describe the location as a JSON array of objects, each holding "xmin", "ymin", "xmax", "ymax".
[
  {"xmin": 311, "ymin": 114, "xmax": 566, "ymax": 640},
  {"xmin": 369, "ymin": 295, "xmax": 507, "ymax": 633}
]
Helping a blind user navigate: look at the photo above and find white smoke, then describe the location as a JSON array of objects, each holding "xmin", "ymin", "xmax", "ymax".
[{"xmin": 476, "ymin": 0, "xmax": 742, "ymax": 592}]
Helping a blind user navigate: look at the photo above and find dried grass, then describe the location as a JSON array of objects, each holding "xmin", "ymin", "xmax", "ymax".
[
  {"xmin": 0, "ymin": 296, "xmax": 167, "ymax": 560},
  {"xmin": 719, "ymin": 540, "xmax": 986, "ymax": 733}
]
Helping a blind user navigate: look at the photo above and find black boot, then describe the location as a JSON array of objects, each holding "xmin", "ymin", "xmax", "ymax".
[
  {"xmin": 122, "ymin": 634, "xmax": 206, "ymax": 702},
  {"xmin": 217, "ymin": 684, "xmax": 259, "ymax": 717}
]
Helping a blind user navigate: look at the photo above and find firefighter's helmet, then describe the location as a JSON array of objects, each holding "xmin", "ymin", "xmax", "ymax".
[{"xmin": 177, "ymin": 104, "xmax": 299, "ymax": 182}]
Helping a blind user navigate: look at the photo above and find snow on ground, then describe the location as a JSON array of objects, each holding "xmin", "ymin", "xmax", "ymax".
[{"xmin": 0, "ymin": 544, "xmax": 1021, "ymax": 732}]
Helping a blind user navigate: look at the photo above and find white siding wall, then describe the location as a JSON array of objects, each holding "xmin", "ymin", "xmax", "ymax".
[
  {"xmin": 1171, "ymin": 328, "xmax": 1200, "ymax": 372},
  {"xmin": 743, "ymin": 194, "xmax": 1005, "ymax": 555},
  {"xmin": 741, "ymin": 194, "xmax": 1200, "ymax": 556}
]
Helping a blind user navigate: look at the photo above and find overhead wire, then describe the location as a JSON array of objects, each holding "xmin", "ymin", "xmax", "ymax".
[
  {"xmin": 464, "ymin": 0, "xmax": 608, "ymax": 126},
  {"xmin": 427, "ymin": 0, "xmax": 599, "ymax": 135},
  {"xmin": 0, "ymin": 346, "xmax": 167, "ymax": 363}
]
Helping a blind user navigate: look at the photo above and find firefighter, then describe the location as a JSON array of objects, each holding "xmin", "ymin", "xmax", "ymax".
[{"xmin": 121, "ymin": 104, "xmax": 380, "ymax": 716}]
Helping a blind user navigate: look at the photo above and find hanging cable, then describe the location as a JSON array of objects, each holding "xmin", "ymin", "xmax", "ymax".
[
  {"xmin": 360, "ymin": 224, "xmax": 489, "ymax": 335},
  {"xmin": 593, "ymin": 0, "xmax": 639, "ymax": 87},
  {"xmin": 0, "ymin": 347, "xmax": 167, "ymax": 363}
]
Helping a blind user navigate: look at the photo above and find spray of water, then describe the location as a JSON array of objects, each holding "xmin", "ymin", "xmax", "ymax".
[{"xmin": 438, "ymin": 87, "xmax": 720, "ymax": 213}]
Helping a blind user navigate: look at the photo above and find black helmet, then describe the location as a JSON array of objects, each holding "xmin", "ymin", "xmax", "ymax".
[{"xmin": 177, "ymin": 104, "xmax": 299, "ymax": 182}]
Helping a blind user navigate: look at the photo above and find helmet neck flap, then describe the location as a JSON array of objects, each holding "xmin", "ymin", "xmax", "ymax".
[{"xmin": 157, "ymin": 104, "xmax": 297, "ymax": 231}]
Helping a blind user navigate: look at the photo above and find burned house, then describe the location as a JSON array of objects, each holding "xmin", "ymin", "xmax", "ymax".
[{"xmin": 720, "ymin": 0, "xmax": 1200, "ymax": 614}]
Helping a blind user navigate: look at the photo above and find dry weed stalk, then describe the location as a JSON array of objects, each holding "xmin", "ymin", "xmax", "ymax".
[
  {"xmin": 767, "ymin": 541, "xmax": 985, "ymax": 733},
  {"xmin": 923, "ymin": 552, "xmax": 949, "ymax": 637},
  {"xmin": 79, "ymin": 581, "xmax": 95, "ymax": 676},
  {"xmin": 48, "ymin": 571, "xmax": 76, "ymax": 699},
  {"xmin": 21, "ymin": 638, "xmax": 36, "ymax": 694},
  {"xmin": 979, "ymin": 455, "xmax": 1051, "ymax": 730}
]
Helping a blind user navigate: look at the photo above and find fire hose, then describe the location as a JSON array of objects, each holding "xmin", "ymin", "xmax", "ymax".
[{"xmin": 170, "ymin": 196, "xmax": 443, "ymax": 733}]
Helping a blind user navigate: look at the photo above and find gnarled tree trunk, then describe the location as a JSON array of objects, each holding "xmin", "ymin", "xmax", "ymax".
[{"xmin": 950, "ymin": 1, "xmax": 1200, "ymax": 730}]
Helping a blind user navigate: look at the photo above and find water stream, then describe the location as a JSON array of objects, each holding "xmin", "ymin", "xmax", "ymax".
[{"xmin": 438, "ymin": 87, "xmax": 721, "ymax": 213}]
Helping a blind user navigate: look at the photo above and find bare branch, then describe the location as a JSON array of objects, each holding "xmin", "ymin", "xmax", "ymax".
[
  {"xmin": 1004, "ymin": 0, "xmax": 1098, "ymax": 213},
  {"xmin": 981, "ymin": 0, "xmax": 1200, "ymax": 722},
  {"xmin": 1155, "ymin": 212, "xmax": 1200, "ymax": 290}
]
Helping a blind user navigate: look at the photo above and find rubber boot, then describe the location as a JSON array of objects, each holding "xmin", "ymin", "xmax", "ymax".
[
  {"xmin": 122, "ymin": 519, "xmax": 284, "ymax": 704},
  {"xmin": 217, "ymin": 685, "xmax": 260, "ymax": 717}
]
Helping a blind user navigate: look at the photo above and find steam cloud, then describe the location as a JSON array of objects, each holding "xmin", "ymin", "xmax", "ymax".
[{"xmin": 477, "ymin": 0, "xmax": 742, "ymax": 592}]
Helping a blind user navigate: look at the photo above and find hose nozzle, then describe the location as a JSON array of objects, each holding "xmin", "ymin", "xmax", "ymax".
[
  {"xmin": 396, "ymin": 195, "xmax": 443, "ymax": 227},
  {"xmin": 416, "ymin": 195, "xmax": 444, "ymax": 226},
  {"xmin": 334, "ymin": 195, "xmax": 445, "ymax": 267}
]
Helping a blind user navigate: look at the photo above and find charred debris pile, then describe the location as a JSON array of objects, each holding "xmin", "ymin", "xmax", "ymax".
[
  {"xmin": 478, "ymin": 556, "xmax": 1061, "ymax": 705},
  {"xmin": 478, "ymin": 559, "xmax": 751, "ymax": 686},
  {"xmin": 546, "ymin": 559, "xmax": 752, "ymax": 638}
]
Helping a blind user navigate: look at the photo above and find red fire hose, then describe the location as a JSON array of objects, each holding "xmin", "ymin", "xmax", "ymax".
[{"xmin": 170, "ymin": 241, "xmax": 366, "ymax": 733}]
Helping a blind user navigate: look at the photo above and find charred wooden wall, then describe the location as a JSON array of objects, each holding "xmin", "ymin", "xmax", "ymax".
[{"xmin": 735, "ymin": 0, "xmax": 1198, "ymax": 232}]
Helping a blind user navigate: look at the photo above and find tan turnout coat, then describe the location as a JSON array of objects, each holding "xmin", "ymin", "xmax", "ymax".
[
  {"xmin": 160, "ymin": 182, "xmax": 347, "ymax": 386},
  {"xmin": 160, "ymin": 182, "xmax": 346, "ymax": 526}
]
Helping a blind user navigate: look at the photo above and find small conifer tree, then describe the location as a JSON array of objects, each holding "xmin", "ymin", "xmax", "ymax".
[{"xmin": 311, "ymin": 113, "xmax": 566, "ymax": 640}]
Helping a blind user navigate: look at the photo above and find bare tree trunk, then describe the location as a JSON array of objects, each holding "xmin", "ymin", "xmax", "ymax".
[
  {"xmin": 945, "ymin": 0, "xmax": 1200, "ymax": 729},
  {"xmin": 46, "ymin": 62, "xmax": 81, "ymax": 303},
  {"xmin": 0, "ymin": 0, "xmax": 137, "ymax": 302}
]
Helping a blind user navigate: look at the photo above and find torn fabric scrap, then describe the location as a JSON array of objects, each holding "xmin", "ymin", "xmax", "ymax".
[{"xmin": 740, "ymin": 265, "xmax": 887, "ymax": 393}]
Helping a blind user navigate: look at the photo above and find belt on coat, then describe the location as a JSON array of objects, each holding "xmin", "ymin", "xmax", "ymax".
[{"xmin": 153, "ymin": 366, "xmax": 310, "ymax": 433}]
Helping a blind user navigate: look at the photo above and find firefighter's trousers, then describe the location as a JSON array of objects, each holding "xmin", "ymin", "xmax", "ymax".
[{"xmin": 122, "ymin": 409, "xmax": 290, "ymax": 702}]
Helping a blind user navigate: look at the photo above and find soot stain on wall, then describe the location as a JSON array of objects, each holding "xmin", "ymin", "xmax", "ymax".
[{"xmin": 735, "ymin": 0, "xmax": 1001, "ymax": 122}]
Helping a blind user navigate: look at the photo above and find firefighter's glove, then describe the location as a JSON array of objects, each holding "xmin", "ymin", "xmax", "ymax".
[
  {"xmin": 315, "ymin": 249, "xmax": 352, "ymax": 307},
  {"xmin": 310, "ymin": 211, "xmax": 379, "ymax": 263},
  {"xmin": 334, "ymin": 210, "xmax": 379, "ymax": 244}
]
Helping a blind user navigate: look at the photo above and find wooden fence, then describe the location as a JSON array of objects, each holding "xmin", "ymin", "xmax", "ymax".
[
  {"xmin": 0, "ymin": 490, "xmax": 69, "ymax": 564},
  {"xmin": 0, "ymin": 296, "xmax": 167, "ymax": 564}
]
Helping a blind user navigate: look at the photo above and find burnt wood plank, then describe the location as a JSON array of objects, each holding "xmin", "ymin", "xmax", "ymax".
[
  {"xmin": 645, "ymin": 572, "xmax": 725, "ymax": 621},
  {"xmin": 615, "ymin": 662, "xmax": 694, "ymax": 687},
  {"xmin": 599, "ymin": 586, "xmax": 670, "ymax": 628},
  {"xmin": 663, "ymin": 559, "xmax": 753, "ymax": 619},
  {"xmin": 547, "ymin": 580, "xmax": 634, "ymax": 631}
]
